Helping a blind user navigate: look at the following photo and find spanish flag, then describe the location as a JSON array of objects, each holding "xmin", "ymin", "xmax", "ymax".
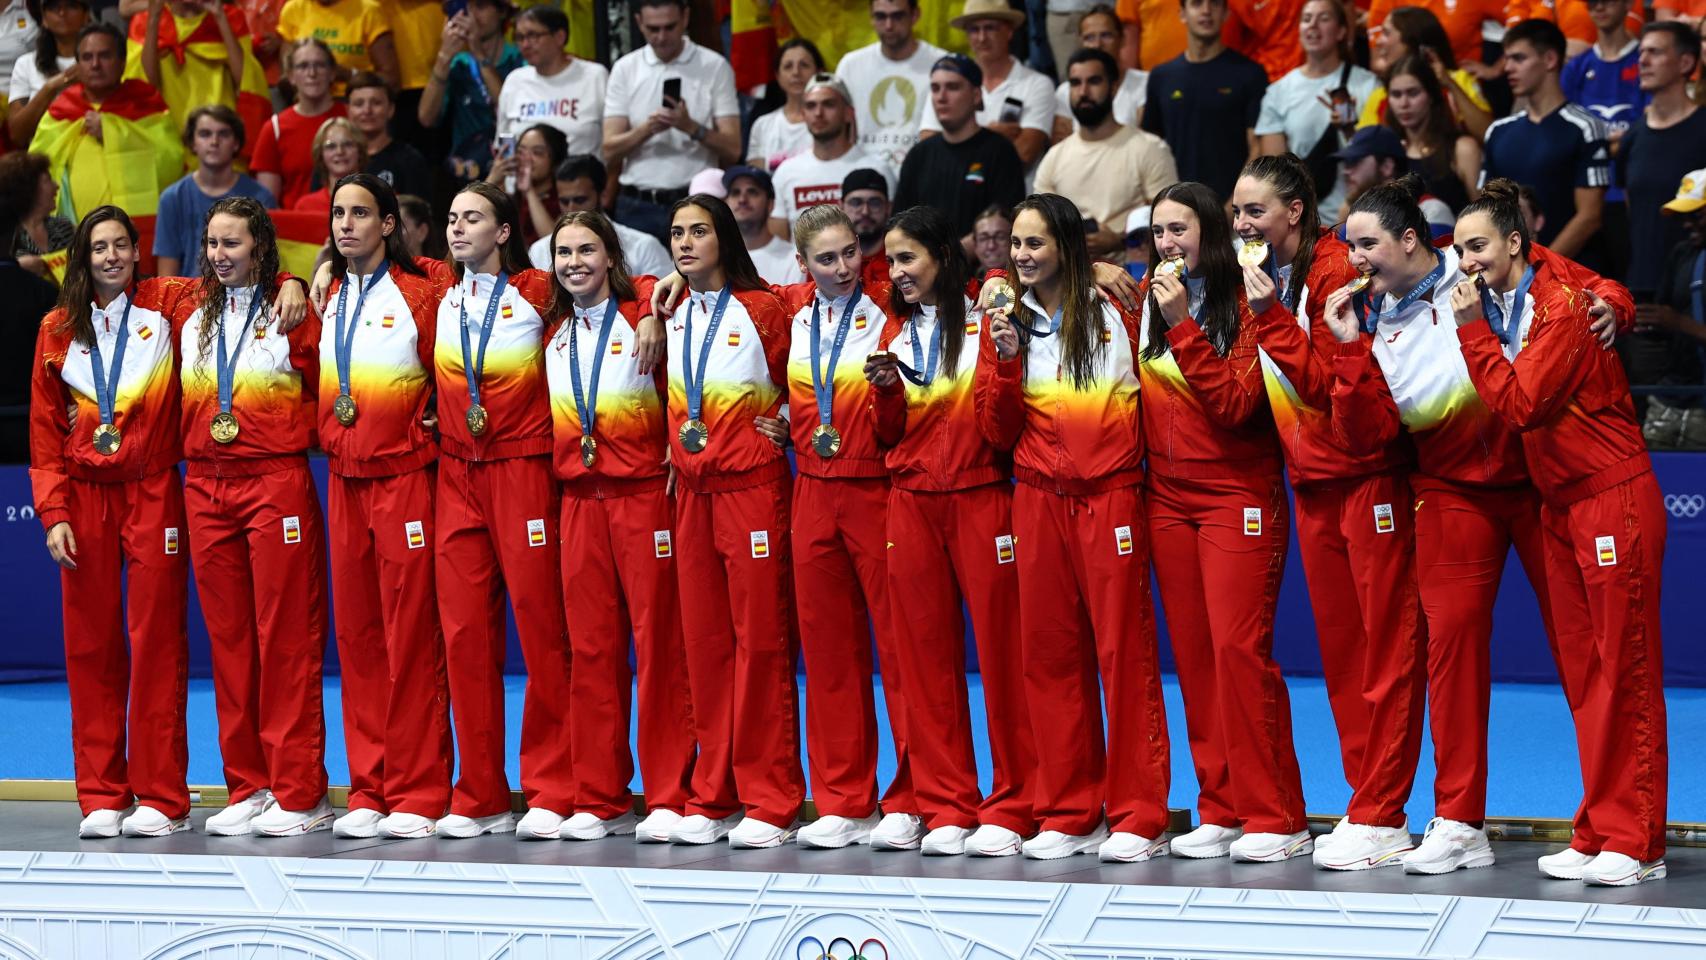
[
  {"xmin": 124, "ymin": 5, "xmax": 272, "ymax": 168},
  {"xmin": 269, "ymin": 209, "xmax": 331, "ymax": 282},
  {"xmin": 31, "ymin": 80, "xmax": 181, "ymax": 220}
]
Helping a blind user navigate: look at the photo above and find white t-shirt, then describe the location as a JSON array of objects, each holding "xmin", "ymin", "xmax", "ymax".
[
  {"xmin": 605, "ymin": 38, "xmax": 739, "ymax": 191},
  {"xmin": 836, "ymin": 39, "xmax": 945, "ymax": 170},
  {"xmin": 771, "ymin": 145, "xmax": 896, "ymax": 226},
  {"xmin": 921, "ymin": 56, "xmax": 1054, "ymax": 136},
  {"xmin": 746, "ymin": 108, "xmax": 810, "ymax": 171},
  {"xmin": 1053, "ymin": 68, "xmax": 1148, "ymax": 131},
  {"xmin": 0, "ymin": 0, "xmax": 34, "ymax": 95},
  {"xmin": 7, "ymin": 52, "xmax": 70, "ymax": 106},
  {"xmin": 747, "ymin": 234, "xmax": 803, "ymax": 286},
  {"xmin": 496, "ymin": 58, "xmax": 608, "ymax": 157},
  {"xmin": 1255, "ymin": 63, "xmax": 1378, "ymax": 222},
  {"xmin": 527, "ymin": 218, "xmax": 675, "ymax": 279}
]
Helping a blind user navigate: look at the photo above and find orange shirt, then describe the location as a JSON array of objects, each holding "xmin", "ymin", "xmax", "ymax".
[
  {"xmin": 1367, "ymin": 0, "xmax": 1503, "ymax": 67},
  {"xmin": 1224, "ymin": 0, "xmax": 1308, "ymax": 82},
  {"xmin": 1121, "ymin": 0, "xmax": 1189, "ymax": 70}
]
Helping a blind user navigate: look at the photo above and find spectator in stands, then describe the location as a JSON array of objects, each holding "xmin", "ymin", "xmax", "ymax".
[
  {"xmin": 1036, "ymin": 48, "xmax": 1176, "ymax": 260},
  {"xmin": 1632, "ymin": 170, "xmax": 1706, "ymax": 432},
  {"xmin": 1483, "ymin": 18, "xmax": 1610, "ymax": 263},
  {"xmin": 840, "ymin": 166, "xmax": 892, "ymax": 268},
  {"xmin": 7, "ymin": 0, "xmax": 87, "ymax": 147},
  {"xmin": 771, "ymin": 73, "xmax": 895, "ymax": 237},
  {"xmin": 895, "ymin": 54, "xmax": 1026, "ymax": 250},
  {"xmin": 397, "ymin": 192, "xmax": 445, "ymax": 259},
  {"xmin": 525, "ymin": 154, "xmax": 672, "ymax": 277},
  {"xmin": 722, "ymin": 164, "xmax": 801, "ymax": 285},
  {"xmin": 347, "ymin": 71, "xmax": 430, "ymax": 202},
  {"xmin": 1140, "ymin": 0, "xmax": 1267, "ymax": 199},
  {"xmin": 489, "ymin": 121, "xmax": 566, "ymax": 248},
  {"xmin": 1256, "ymin": 0, "xmax": 1377, "ymax": 223},
  {"xmin": 0, "ymin": 0, "xmax": 37, "ymax": 94},
  {"xmin": 155, "ymin": 104, "xmax": 276, "ymax": 277},
  {"xmin": 1383, "ymin": 54, "xmax": 1479, "ymax": 211},
  {"xmin": 920, "ymin": 0, "xmax": 1053, "ymax": 169},
  {"xmin": 1655, "ymin": 0, "xmax": 1703, "ymax": 30},
  {"xmin": 380, "ymin": 0, "xmax": 442, "ymax": 146},
  {"xmin": 234, "ymin": 0, "xmax": 283, "ymax": 84},
  {"xmin": 291, "ymin": 116, "xmax": 366, "ymax": 215},
  {"xmin": 1562, "ymin": 0, "xmax": 1644, "ymax": 281},
  {"xmin": 1367, "ymin": 0, "xmax": 1500, "ymax": 78},
  {"xmin": 1363, "ymin": 6, "xmax": 1493, "ymax": 141},
  {"xmin": 603, "ymin": 0, "xmax": 741, "ymax": 245},
  {"xmin": 0, "ymin": 160, "xmax": 55, "ymax": 463},
  {"xmin": 1224, "ymin": 0, "xmax": 1305, "ymax": 82},
  {"xmin": 837, "ymin": 0, "xmax": 943, "ymax": 170},
  {"xmin": 1051, "ymin": 5, "xmax": 1146, "ymax": 136},
  {"xmin": 495, "ymin": 4, "xmax": 604, "ymax": 158},
  {"xmin": 1622, "ymin": 21, "xmax": 1704, "ymax": 301},
  {"xmin": 1042, "ymin": 0, "xmax": 1088, "ymax": 73},
  {"xmin": 1336, "ymin": 124, "xmax": 1455, "ymax": 234},
  {"xmin": 276, "ymin": 0, "xmax": 396, "ymax": 89},
  {"xmin": 971, "ymin": 203, "xmax": 1011, "ymax": 278},
  {"xmin": 251, "ymin": 38, "xmax": 346, "ymax": 208},
  {"xmin": 1122, "ymin": 204, "xmax": 1150, "ymax": 278},
  {"xmin": 746, "ymin": 38, "xmax": 822, "ymax": 171},
  {"xmin": 0, "ymin": 151, "xmax": 69, "ymax": 277},
  {"xmin": 1126, "ymin": 0, "xmax": 1186, "ymax": 70},
  {"xmin": 134, "ymin": 0, "xmax": 266, "ymax": 153},
  {"xmin": 417, "ymin": 0, "xmax": 519, "ymax": 185}
]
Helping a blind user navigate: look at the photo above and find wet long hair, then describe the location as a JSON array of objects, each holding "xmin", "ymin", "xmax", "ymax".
[
  {"xmin": 886, "ymin": 204, "xmax": 972, "ymax": 378},
  {"xmin": 447, "ymin": 180, "xmax": 533, "ymax": 280},
  {"xmin": 1009, "ymin": 193, "xmax": 1106, "ymax": 389},
  {"xmin": 1458, "ymin": 177, "xmax": 1532, "ymax": 259},
  {"xmin": 57, "ymin": 205, "xmax": 135, "ymax": 346},
  {"xmin": 328, "ymin": 174, "xmax": 425, "ymax": 280},
  {"xmin": 1240, "ymin": 153, "xmax": 1319, "ymax": 307},
  {"xmin": 195, "ymin": 197, "xmax": 280, "ymax": 374},
  {"xmin": 546, "ymin": 210, "xmax": 636, "ymax": 321},
  {"xmin": 1347, "ymin": 171, "xmax": 1431, "ymax": 247},
  {"xmin": 668, "ymin": 194, "xmax": 768, "ymax": 293},
  {"xmin": 1144, "ymin": 182, "xmax": 1240, "ymax": 360}
]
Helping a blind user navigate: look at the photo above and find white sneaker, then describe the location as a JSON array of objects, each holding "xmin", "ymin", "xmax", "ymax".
[
  {"xmin": 1023, "ymin": 823, "xmax": 1109, "ymax": 860},
  {"xmin": 1099, "ymin": 832, "xmax": 1170, "ymax": 863},
  {"xmin": 728, "ymin": 817, "xmax": 798, "ymax": 848},
  {"xmin": 1537, "ymin": 847, "xmax": 1596, "ymax": 880},
  {"xmin": 869, "ymin": 812, "xmax": 925, "ymax": 851},
  {"xmin": 120, "ymin": 806, "xmax": 188, "ymax": 838},
  {"xmin": 253, "ymin": 797, "xmax": 334, "ymax": 837},
  {"xmin": 1313, "ymin": 817, "xmax": 1350, "ymax": 853},
  {"xmin": 1312, "ymin": 821, "xmax": 1412, "ymax": 870},
  {"xmin": 1583, "ymin": 851, "xmax": 1667, "ymax": 886},
  {"xmin": 516, "ymin": 807, "xmax": 564, "ymax": 840},
  {"xmin": 1403, "ymin": 819, "xmax": 1494, "ymax": 874},
  {"xmin": 204, "ymin": 790, "xmax": 273, "ymax": 836},
  {"xmin": 332, "ymin": 808, "xmax": 384, "ymax": 839},
  {"xmin": 436, "ymin": 812, "xmax": 515, "ymax": 839},
  {"xmin": 377, "ymin": 812, "xmax": 436, "ymax": 839},
  {"xmin": 635, "ymin": 808, "xmax": 682, "ymax": 843},
  {"xmin": 668, "ymin": 813, "xmax": 742, "ymax": 845},
  {"xmin": 1170, "ymin": 823, "xmax": 1242, "ymax": 859},
  {"xmin": 798, "ymin": 813, "xmax": 880, "ymax": 849},
  {"xmin": 967, "ymin": 824, "xmax": 1024, "ymax": 857},
  {"xmin": 921, "ymin": 825, "xmax": 972, "ymax": 856},
  {"xmin": 1230, "ymin": 830, "xmax": 1314, "ymax": 862},
  {"xmin": 78, "ymin": 808, "xmax": 125, "ymax": 839},
  {"xmin": 562, "ymin": 811, "xmax": 637, "ymax": 840}
]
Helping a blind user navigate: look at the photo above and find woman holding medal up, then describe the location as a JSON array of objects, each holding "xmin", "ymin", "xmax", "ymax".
[
  {"xmin": 1139, "ymin": 182, "xmax": 1309, "ymax": 864},
  {"xmin": 432, "ymin": 180, "xmax": 574, "ymax": 841},
  {"xmin": 542, "ymin": 210, "xmax": 693, "ymax": 844},
  {"xmin": 317, "ymin": 173, "xmax": 454, "ymax": 840},
  {"xmin": 172, "ymin": 197, "xmax": 329, "ymax": 838}
]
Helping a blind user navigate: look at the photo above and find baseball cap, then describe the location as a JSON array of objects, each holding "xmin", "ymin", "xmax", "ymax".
[
  {"xmin": 722, "ymin": 164, "xmax": 774, "ymax": 197},
  {"xmin": 688, "ymin": 168, "xmax": 727, "ymax": 198},
  {"xmin": 804, "ymin": 72, "xmax": 854, "ymax": 107},
  {"xmin": 841, "ymin": 168, "xmax": 889, "ymax": 198},
  {"xmin": 1332, "ymin": 125, "xmax": 1406, "ymax": 164},
  {"xmin": 931, "ymin": 53, "xmax": 983, "ymax": 88},
  {"xmin": 1662, "ymin": 168, "xmax": 1706, "ymax": 215},
  {"xmin": 1124, "ymin": 205, "xmax": 1152, "ymax": 237}
]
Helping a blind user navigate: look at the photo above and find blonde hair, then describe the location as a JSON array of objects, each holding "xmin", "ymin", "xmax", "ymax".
[
  {"xmin": 792, "ymin": 204, "xmax": 857, "ymax": 255},
  {"xmin": 311, "ymin": 117, "xmax": 367, "ymax": 188}
]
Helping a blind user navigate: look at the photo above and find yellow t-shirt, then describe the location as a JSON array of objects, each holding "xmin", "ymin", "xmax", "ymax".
[
  {"xmin": 277, "ymin": 0, "xmax": 388, "ymax": 75},
  {"xmin": 376, "ymin": 0, "xmax": 441, "ymax": 90},
  {"xmin": 1357, "ymin": 68, "xmax": 1490, "ymax": 128}
]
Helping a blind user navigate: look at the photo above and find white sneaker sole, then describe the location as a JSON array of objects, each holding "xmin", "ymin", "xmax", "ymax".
[
  {"xmin": 1404, "ymin": 849, "xmax": 1495, "ymax": 875},
  {"xmin": 1539, "ymin": 861, "xmax": 1589, "ymax": 880},
  {"xmin": 1100, "ymin": 839, "xmax": 1170, "ymax": 863},
  {"xmin": 122, "ymin": 819, "xmax": 190, "ymax": 838},
  {"xmin": 870, "ymin": 835, "xmax": 923, "ymax": 851},
  {"xmin": 1316, "ymin": 844, "xmax": 1414, "ymax": 871},
  {"xmin": 255, "ymin": 813, "xmax": 334, "ymax": 838},
  {"xmin": 333, "ymin": 823, "xmax": 380, "ymax": 839},
  {"xmin": 1585, "ymin": 862, "xmax": 1667, "ymax": 886},
  {"xmin": 516, "ymin": 828, "xmax": 561, "ymax": 841},
  {"xmin": 563, "ymin": 821, "xmax": 637, "ymax": 841},
  {"xmin": 440, "ymin": 821, "xmax": 516, "ymax": 840},
  {"xmin": 1232, "ymin": 838, "xmax": 1314, "ymax": 863},
  {"xmin": 1024, "ymin": 836, "xmax": 1105, "ymax": 861},
  {"xmin": 635, "ymin": 829, "xmax": 673, "ymax": 844},
  {"xmin": 729, "ymin": 829, "xmax": 797, "ymax": 849},
  {"xmin": 797, "ymin": 831, "xmax": 868, "ymax": 850},
  {"xmin": 78, "ymin": 826, "xmax": 120, "ymax": 839},
  {"xmin": 204, "ymin": 821, "xmax": 256, "ymax": 837},
  {"xmin": 382, "ymin": 824, "xmax": 436, "ymax": 840},
  {"xmin": 1171, "ymin": 842, "xmax": 1233, "ymax": 859},
  {"xmin": 968, "ymin": 841, "xmax": 1021, "ymax": 857}
]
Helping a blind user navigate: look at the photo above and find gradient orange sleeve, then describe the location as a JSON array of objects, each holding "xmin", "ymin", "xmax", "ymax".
[
  {"xmin": 1164, "ymin": 312, "xmax": 1270, "ymax": 428},
  {"xmin": 27, "ymin": 317, "xmax": 74, "ymax": 531}
]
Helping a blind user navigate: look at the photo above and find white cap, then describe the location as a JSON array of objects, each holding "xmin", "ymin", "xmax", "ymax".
[
  {"xmin": 688, "ymin": 168, "xmax": 727, "ymax": 199},
  {"xmin": 1124, "ymin": 205, "xmax": 1152, "ymax": 236},
  {"xmin": 1663, "ymin": 168, "xmax": 1706, "ymax": 215}
]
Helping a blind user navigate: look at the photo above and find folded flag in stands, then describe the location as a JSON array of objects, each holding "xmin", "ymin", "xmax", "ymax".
[
  {"xmin": 123, "ymin": 5, "xmax": 271, "ymax": 168},
  {"xmin": 270, "ymin": 210, "xmax": 332, "ymax": 281},
  {"xmin": 30, "ymin": 80, "xmax": 181, "ymax": 220}
]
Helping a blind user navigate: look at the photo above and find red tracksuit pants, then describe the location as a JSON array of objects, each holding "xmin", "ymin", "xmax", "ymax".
[
  {"xmin": 1544, "ymin": 473, "xmax": 1668, "ymax": 862},
  {"xmin": 328, "ymin": 467, "xmax": 451, "ymax": 818},
  {"xmin": 793, "ymin": 474, "xmax": 917, "ymax": 820},
  {"xmin": 674, "ymin": 474, "xmax": 805, "ymax": 827},
  {"xmin": 561, "ymin": 480, "xmax": 697, "ymax": 819},
  {"xmin": 1292, "ymin": 472, "xmax": 1426, "ymax": 827},
  {"xmin": 1412, "ymin": 476, "xmax": 1585, "ymax": 826},
  {"xmin": 1015, "ymin": 481, "xmax": 1170, "ymax": 839},
  {"xmin": 1148, "ymin": 471, "xmax": 1305, "ymax": 835},
  {"xmin": 185, "ymin": 459, "xmax": 329, "ymax": 810},
  {"xmin": 60, "ymin": 468, "xmax": 190, "ymax": 818},
  {"xmin": 885, "ymin": 483, "xmax": 1035, "ymax": 835},
  {"xmin": 436, "ymin": 454, "xmax": 572, "ymax": 817}
]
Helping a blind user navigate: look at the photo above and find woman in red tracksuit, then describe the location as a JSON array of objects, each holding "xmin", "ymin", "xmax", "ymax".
[
  {"xmin": 1231, "ymin": 154, "xmax": 1426, "ymax": 872},
  {"xmin": 1448, "ymin": 179, "xmax": 1666, "ymax": 887},
  {"xmin": 318, "ymin": 174, "xmax": 453, "ymax": 841},
  {"xmin": 171, "ymin": 197, "xmax": 329, "ymax": 838},
  {"xmin": 30, "ymin": 207, "xmax": 195, "ymax": 840},
  {"xmin": 978, "ymin": 193, "xmax": 1170, "ymax": 864},
  {"xmin": 432, "ymin": 180, "xmax": 573, "ymax": 841},
  {"xmin": 659, "ymin": 194, "xmax": 804, "ymax": 848},
  {"xmin": 1140, "ymin": 181, "xmax": 1309, "ymax": 864},
  {"xmin": 863, "ymin": 204, "xmax": 1036, "ymax": 858},
  {"xmin": 542, "ymin": 210, "xmax": 696, "ymax": 844}
]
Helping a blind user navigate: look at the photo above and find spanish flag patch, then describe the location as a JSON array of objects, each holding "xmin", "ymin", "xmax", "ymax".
[
  {"xmin": 654, "ymin": 530, "xmax": 672, "ymax": 558},
  {"xmin": 965, "ymin": 320, "xmax": 979, "ymax": 335},
  {"xmin": 1596, "ymin": 535, "xmax": 1617, "ymax": 567},
  {"xmin": 750, "ymin": 530, "xmax": 769, "ymax": 558},
  {"xmin": 1374, "ymin": 503, "xmax": 1394, "ymax": 534},
  {"xmin": 501, "ymin": 301, "xmax": 514, "ymax": 319},
  {"xmin": 527, "ymin": 518, "xmax": 546, "ymax": 547},
  {"xmin": 728, "ymin": 329, "xmax": 742, "ymax": 347},
  {"xmin": 1243, "ymin": 507, "xmax": 1262, "ymax": 536},
  {"xmin": 282, "ymin": 516, "xmax": 301, "ymax": 544},
  {"xmin": 405, "ymin": 520, "xmax": 425, "ymax": 549},
  {"xmin": 1115, "ymin": 525, "xmax": 1133, "ymax": 556},
  {"xmin": 382, "ymin": 314, "xmax": 395, "ymax": 329},
  {"xmin": 611, "ymin": 338, "xmax": 624, "ymax": 355},
  {"xmin": 854, "ymin": 311, "xmax": 868, "ymax": 330},
  {"xmin": 995, "ymin": 534, "xmax": 1015, "ymax": 564},
  {"xmin": 138, "ymin": 325, "xmax": 153, "ymax": 341}
]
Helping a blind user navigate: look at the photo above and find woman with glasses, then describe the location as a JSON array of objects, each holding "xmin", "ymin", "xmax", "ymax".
[
  {"xmin": 251, "ymin": 37, "xmax": 345, "ymax": 208},
  {"xmin": 292, "ymin": 117, "xmax": 368, "ymax": 215}
]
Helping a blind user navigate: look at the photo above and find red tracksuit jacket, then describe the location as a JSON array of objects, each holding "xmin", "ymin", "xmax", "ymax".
[
  {"xmin": 545, "ymin": 276, "xmax": 670, "ymax": 484},
  {"xmin": 777, "ymin": 279, "xmax": 896, "ymax": 480},
  {"xmin": 664, "ymin": 286, "xmax": 792, "ymax": 490},
  {"xmin": 318, "ymin": 263, "xmax": 443, "ymax": 477},
  {"xmin": 432, "ymin": 268, "xmax": 555, "ymax": 462}
]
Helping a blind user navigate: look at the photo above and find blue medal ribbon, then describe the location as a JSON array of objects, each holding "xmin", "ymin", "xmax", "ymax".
[
  {"xmin": 1363, "ymin": 250, "xmax": 1446, "ymax": 333},
  {"xmin": 895, "ymin": 308, "xmax": 942, "ymax": 386},
  {"xmin": 334, "ymin": 259, "xmax": 388, "ymax": 397},
  {"xmin": 1009, "ymin": 300, "xmax": 1060, "ymax": 339},
  {"xmin": 1482, "ymin": 263, "xmax": 1535, "ymax": 347},
  {"xmin": 569, "ymin": 298, "xmax": 619, "ymax": 439},
  {"xmin": 682, "ymin": 287, "xmax": 732, "ymax": 423},
  {"xmin": 810, "ymin": 283, "xmax": 861, "ymax": 427},
  {"xmin": 88, "ymin": 291, "xmax": 133, "ymax": 428},
  {"xmin": 458, "ymin": 271, "xmax": 509, "ymax": 410},
  {"xmin": 216, "ymin": 288, "xmax": 266, "ymax": 415}
]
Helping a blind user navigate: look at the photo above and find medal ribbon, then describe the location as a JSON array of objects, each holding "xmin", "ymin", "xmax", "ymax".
[
  {"xmin": 216, "ymin": 288, "xmax": 265, "ymax": 416},
  {"xmin": 88, "ymin": 290, "xmax": 133, "ymax": 429},
  {"xmin": 810, "ymin": 282, "xmax": 860, "ymax": 427},
  {"xmin": 1267, "ymin": 248, "xmax": 1302, "ymax": 314},
  {"xmin": 1363, "ymin": 250, "xmax": 1445, "ymax": 333},
  {"xmin": 1009, "ymin": 301, "xmax": 1060, "ymax": 339},
  {"xmin": 334, "ymin": 259, "xmax": 387, "ymax": 398},
  {"xmin": 569, "ymin": 298, "xmax": 619, "ymax": 441},
  {"xmin": 895, "ymin": 308, "xmax": 942, "ymax": 386},
  {"xmin": 682, "ymin": 287, "xmax": 731, "ymax": 423},
  {"xmin": 458, "ymin": 271, "xmax": 509, "ymax": 411},
  {"xmin": 1482, "ymin": 263, "xmax": 1535, "ymax": 347}
]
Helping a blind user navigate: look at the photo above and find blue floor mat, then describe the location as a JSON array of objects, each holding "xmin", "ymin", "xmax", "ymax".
[{"xmin": 2, "ymin": 676, "xmax": 1698, "ymax": 823}]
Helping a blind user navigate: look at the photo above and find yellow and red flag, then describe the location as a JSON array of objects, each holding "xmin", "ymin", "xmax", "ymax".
[
  {"xmin": 269, "ymin": 209, "xmax": 332, "ymax": 281},
  {"xmin": 31, "ymin": 80, "xmax": 182, "ymax": 220},
  {"xmin": 124, "ymin": 5, "xmax": 271, "ymax": 169}
]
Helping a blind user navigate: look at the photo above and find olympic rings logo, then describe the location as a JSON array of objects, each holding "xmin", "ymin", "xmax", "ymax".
[
  {"xmin": 798, "ymin": 937, "xmax": 888, "ymax": 960},
  {"xmin": 1666, "ymin": 494, "xmax": 1705, "ymax": 518}
]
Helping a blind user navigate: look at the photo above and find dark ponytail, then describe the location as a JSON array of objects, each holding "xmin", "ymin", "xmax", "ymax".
[
  {"xmin": 1457, "ymin": 177, "xmax": 1531, "ymax": 259},
  {"xmin": 1347, "ymin": 171, "xmax": 1430, "ymax": 248},
  {"xmin": 1240, "ymin": 153, "xmax": 1319, "ymax": 307}
]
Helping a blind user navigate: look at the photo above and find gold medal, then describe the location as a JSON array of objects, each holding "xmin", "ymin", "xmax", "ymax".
[
  {"xmin": 1154, "ymin": 257, "xmax": 1186, "ymax": 279},
  {"xmin": 1464, "ymin": 265, "xmax": 1486, "ymax": 288},
  {"xmin": 678, "ymin": 418, "xmax": 709, "ymax": 453},
  {"xmin": 810, "ymin": 423, "xmax": 842, "ymax": 458},
  {"xmin": 92, "ymin": 422, "xmax": 122, "ymax": 456},
  {"xmin": 1345, "ymin": 274, "xmax": 1372, "ymax": 295},
  {"xmin": 465, "ymin": 403, "xmax": 489, "ymax": 437},
  {"xmin": 333, "ymin": 393, "xmax": 358, "ymax": 427},
  {"xmin": 210, "ymin": 411, "xmax": 240, "ymax": 444},
  {"xmin": 986, "ymin": 280, "xmax": 1016, "ymax": 312},
  {"xmin": 580, "ymin": 435, "xmax": 597, "ymax": 468},
  {"xmin": 1237, "ymin": 239, "xmax": 1270, "ymax": 268}
]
